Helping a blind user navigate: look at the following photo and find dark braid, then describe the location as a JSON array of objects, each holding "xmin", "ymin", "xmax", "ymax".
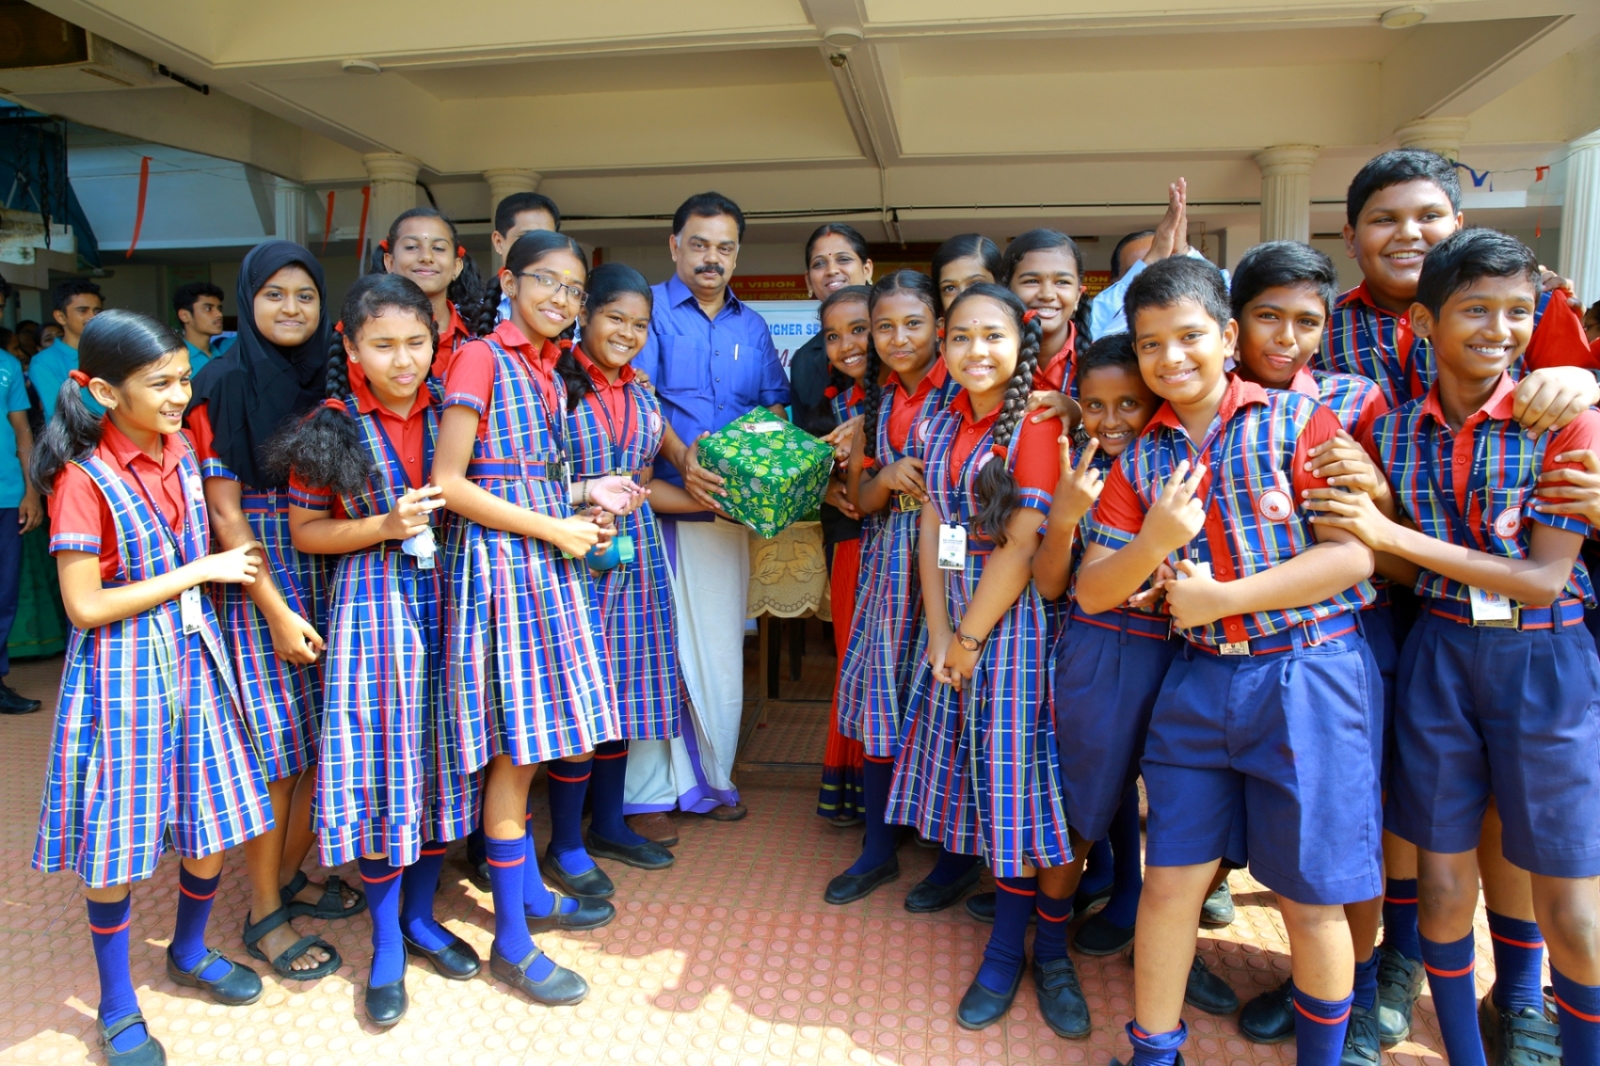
[
  {"xmin": 862, "ymin": 270, "xmax": 939, "ymax": 462},
  {"xmin": 325, "ymin": 336, "xmax": 352, "ymax": 400},
  {"xmin": 858, "ymin": 338, "xmax": 885, "ymax": 461},
  {"xmin": 555, "ymin": 342, "xmax": 589, "ymax": 412},
  {"xmin": 954, "ymin": 283, "xmax": 1042, "ymax": 547}
]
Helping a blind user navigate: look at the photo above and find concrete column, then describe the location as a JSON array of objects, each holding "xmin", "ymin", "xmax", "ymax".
[
  {"xmin": 1255, "ymin": 145, "xmax": 1319, "ymax": 244},
  {"xmin": 274, "ymin": 179, "xmax": 309, "ymax": 246},
  {"xmin": 483, "ymin": 168, "xmax": 542, "ymax": 222},
  {"xmin": 1395, "ymin": 117, "xmax": 1472, "ymax": 162},
  {"xmin": 362, "ymin": 153, "xmax": 421, "ymax": 246},
  {"xmin": 1560, "ymin": 128, "xmax": 1600, "ymax": 308}
]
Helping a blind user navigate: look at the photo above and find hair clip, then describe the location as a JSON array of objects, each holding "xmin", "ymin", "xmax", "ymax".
[
  {"xmin": 936, "ymin": 326, "xmax": 945, "ymax": 340},
  {"xmin": 378, "ymin": 239, "xmax": 390, "ymax": 253},
  {"xmin": 1022, "ymin": 309, "xmax": 1039, "ymax": 325},
  {"xmin": 68, "ymin": 369, "xmax": 90, "ymax": 387},
  {"xmin": 457, "ymin": 245, "xmax": 467, "ymax": 259},
  {"xmin": 334, "ymin": 321, "xmax": 345, "ymax": 335},
  {"xmin": 823, "ymin": 386, "xmax": 839, "ymax": 399}
]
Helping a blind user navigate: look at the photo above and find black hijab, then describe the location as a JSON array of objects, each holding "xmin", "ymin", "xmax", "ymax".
[{"xmin": 189, "ymin": 241, "xmax": 331, "ymax": 489}]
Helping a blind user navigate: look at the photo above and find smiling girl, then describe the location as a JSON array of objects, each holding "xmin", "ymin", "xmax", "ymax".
[
  {"xmin": 1001, "ymin": 230, "xmax": 1092, "ymax": 395},
  {"xmin": 35, "ymin": 311, "xmax": 272, "ymax": 1065},
  {"xmin": 371, "ymin": 207, "xmax": 493, "ymax": 379}
]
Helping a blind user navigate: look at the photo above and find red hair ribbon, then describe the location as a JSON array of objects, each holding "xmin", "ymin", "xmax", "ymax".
[
  {"xmin": 991, "ymin": 443, "xmax": 1008, "ymax": 458},
  {"xmin": 1022, "ymin": 309, "xmax": 1039, "ymax": 325},
  {"xmin": 936, "ymin": 326, "xmax": 945, "ymax": 340},
  {"xmin": 69, "ymin": 369, "xmax": 91, "ymax": 387},
  {"xmin": 324, "ymin": 397, "xmax": 348, "ymax": 414},
  {"xmin": 378, "ymin": 238, "xmax": 389, "ymax": 253},
  {"xmin": 457, "ymin": 245, "xmax": 467, "ymax": 259},
  {"xmin": 558, "ymin": 338, "xmax": 574, "ymax": 353},
  {"xmin": 334, "ymin": 321, "xmax": 345, "ymax": 335},
  {"xmin": 823, "ymin": 386, "xmax": 839, "ymax": 399}
]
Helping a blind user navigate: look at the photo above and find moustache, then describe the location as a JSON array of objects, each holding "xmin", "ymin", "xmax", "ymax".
[{"xmin": 695, "ymin": 264, "xmax": 725, "ymax": 276}]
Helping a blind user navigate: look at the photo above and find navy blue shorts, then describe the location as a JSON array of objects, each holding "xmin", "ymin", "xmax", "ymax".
[
  {"xmin": 1051, "ymin": 606, "xmax": 1179, "ymax": 842},
  {"xmin": 1142, "ymin": 623, "xmax": 1383, "ymax": 906},
  {"xmin": 1386, "ymin": 601, "xmax": 1600, "ymax": 878}
]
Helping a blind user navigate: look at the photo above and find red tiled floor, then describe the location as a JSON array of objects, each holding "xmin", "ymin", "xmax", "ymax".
[{"xmin": 0, "ymin": 655, "xmax": 1511, "ymax": 1065}]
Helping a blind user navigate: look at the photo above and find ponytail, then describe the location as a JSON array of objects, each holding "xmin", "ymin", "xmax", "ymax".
[
  {"xmin": 34, "ymin": 310, "xmax": 180, "ymax": 495},
  {"xmin": 554, "ymin": 339, "xmax": 588, "ymax": 412},
  {"xmin": 858, "ymin": 340, "xmax": 885, "ymax": 462},
  {"xmin": 950, "ymin": 284, "xmax": 1043, "ymax": 547}
]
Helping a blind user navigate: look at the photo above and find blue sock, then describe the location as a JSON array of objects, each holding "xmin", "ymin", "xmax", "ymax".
[
  {"xmin": 171, "ymin": 865, "xmax": 229, "ymax": 981},
  {"xmin": 1381, "ymin": 878, "xmax": 1422, "ymax": 961},
  {"xmin": 358, "ymin": 856, "xmax": 405, "ymax": 987},
  {"xmin": 1126, "ymin": 1020, "xmax": 1187, "ymax": 1066},
  {"xmin": 588, "ymin": 741, "xmax": 646, "ymax": 846},
  {"xmin": 1078, "ymin": 837, "xmax": 1114, "ymax": 900},
  {"xmin": 847, "ymin": 755, "xmax": 898, "ymax": 876},
  {"xmin": 524, "ymin": 813, "xmax": 576, "ymax": 920},
  {"xmin": 486, "ymin": 834, "xmax": 553, "ymax": 979},
  {"xmin": 924, "ymin": 847, "xmax": 979, "ymax": 887},
  {"xmin": 1551, "ymin": 966, "xmax": 1600, "ymax": 1066},
  {"xmin": 1033, "ymin": 892, "xmax": 1074, "ymax": 964},
  {"xmin": 546, "ymin": 760, "xmax": 595, "ymax": 874},
  {"xmin": 400, "ymin": 843, "xmax": 452, "ymax": 952},
  {"xmin": 1353, "ymin": 950, "xmax": 1380, "ymax": 1012},
  {"xmin": 976, "ymin": 875, "xmax": 1036, "ymax": 993},
  {"xmin": 1292, "ymin": 986, "xmax": 1354, "ymax": 1066},
  {"xmin": 1487, "ymin": 910, "xmax": 1546, "ymax": 1014},
  {"xmin": 88, "ymin": 895, "xmax": 147, "ymax": 1053},
  {"xmin": 1100, "ymin": 790, "xmax": 1144, "ymax": 929},
  {"xmin": 1421, "ymin": 932, "xmax": 1488, "ymax": 1066}
]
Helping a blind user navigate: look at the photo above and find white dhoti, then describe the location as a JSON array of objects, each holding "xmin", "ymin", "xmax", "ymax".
[{"xmin": 624, "ymin": 516, "xmax": 748, "ymax": 813}]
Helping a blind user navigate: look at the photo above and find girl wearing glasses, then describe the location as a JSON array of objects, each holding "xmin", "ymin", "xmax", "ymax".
[{"xmin": 431, "ymin": 231, "xmax": 640, "ymax": 1006}]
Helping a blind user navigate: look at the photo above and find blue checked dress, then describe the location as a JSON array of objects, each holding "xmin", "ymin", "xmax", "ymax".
[
  {"xmin": 198, "ymin": 434, "xmax": 327, "ymax": 781},
  {"xmin": 300, "ymin": 393, "xmax": 478, "ymax": 868},
  {"xmin": 35, "ymin": 443, "xmax": 273, "ymax": 888},
  {"xmin": 565, "ymin": 367, "xmax": 681, "ymax": 741},
  {"xmin": 443, "ymin": 337, "xmax": 617, "ymax": 768},
  {"xmin": 885, "ymin": 406, "xmax": 1072, "ymax": 876},
  {"xmin": 836, "ymin": 372, "xmax": 961, "ymax": 757}
]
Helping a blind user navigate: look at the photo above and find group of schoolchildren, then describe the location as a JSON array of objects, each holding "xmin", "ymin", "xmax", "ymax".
[
  {"xmin": 805, "ymin": 146, "xmax": 1600, "ymax": 1066},
  {"xmin": 24, "ymin": 145, "xmax": 1600, "ymax": 1066}
]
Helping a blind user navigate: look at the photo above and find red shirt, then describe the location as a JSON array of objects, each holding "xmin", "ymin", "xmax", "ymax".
[
  {"xmin": 1034, "ymin": 322, "xmax": 1077, "ymax": 392},
  {"xmin": 575, "ymin": 346, "xmax": 638, "ymax": 450},
  {"xmin": 1524, "ymin": 292, "xmax": 1597, "ymax": 370},
  {"xmin": 945, "ymin": 389, "xmax": 1062, "ymax": 499},
  {"xmin": 431, "ymin": 302, "xmax": 473, "ymax": 382},
  {"xmin": 50, "ymin": 420, "xmax": 191, "ymax": 582},
  {"xmin": 444, "ymin": 320, "xmax": 561, "ymax": 442},
  {"xmin": 288, "ymin": 368, "xmax": 433, "ymax": 517},
  {"xmin": 886, "ymin": 360, "xmax": 949, "ymax": 454},
  {"xmin": 183, "ymin": 401, "xmax": 229, "ymax": 479}
]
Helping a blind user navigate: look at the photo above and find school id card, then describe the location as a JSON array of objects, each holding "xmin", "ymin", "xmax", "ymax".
[
  {"xmin": 937, "ymin": 523, "xmax": 967, "ymax": 570},
  {"xmin": 180, "ymin": 586, "xmax": 204, "ymax": 635}
]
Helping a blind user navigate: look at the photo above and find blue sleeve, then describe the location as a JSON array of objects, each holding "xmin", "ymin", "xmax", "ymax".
[
  {"xmin": 754, "ymin": 325, "xmax": 790, "ymax": 408},
  {"xmin": 1089, "ymin": 259, "xmax": 1146, "ymax": 339},
  {"xmin": 29, "ymin": 356, "xmax": 65, "ymax": 421},
  {"xmin": 634, "ymin": 325, "xmax": 663, "ymax": 385},
  {"xmin": 6, "ymin": 363, "xmax": 27, "ymax": 414}
]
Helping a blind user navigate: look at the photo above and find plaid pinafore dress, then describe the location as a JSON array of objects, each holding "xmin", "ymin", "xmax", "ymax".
[{"xmin": 35, "ymin": 443, "xmax": 273, "ymax": 887}]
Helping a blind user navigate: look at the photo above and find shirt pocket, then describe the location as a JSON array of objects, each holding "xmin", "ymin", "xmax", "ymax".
[
  {"xmin": 657, "ymin": 335, "xmax": 711, "ymax": 395},
  {"xmin": 1482, "ymin": 484, "xmax": 1531, "ymax": 557}
]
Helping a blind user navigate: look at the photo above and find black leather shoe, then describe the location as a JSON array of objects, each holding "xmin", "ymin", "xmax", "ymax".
[
  {"xmin": 0, "ymin": 680, "xmax": 41, "ymax": 714},
  {"xmin": 99, "ymin": 1012, "xmax": 166, "ymax": 1066},
  {"xmin": 365, "ymin": 975, "xmax": 408, "ymax": 1027},
  {"xmin": 1073, "ymin": 912, "xmax": 1135, "ymax": 956},
  {"xmin": 165, "ymin": 946, "xmax": 263, "ymax": 1005},
  {"xmin": 957, "ymin": 959, "xmax": 1025, "ymax": 1030},
  {"xmin": 1073, "ymin": 877, "xmax": 1114, "ymax": 916},
  {"xmin": 404, "ymin": 931, "xmax": 481, "ymax": 980},
  {"xmin": 966, "ymin": 891, "xmax": 996, "ymax": 923},
  {"xmin": 527, "ymin": 889, "xmax": 615, "ymax": 933},
  {"xmin": 1480, "ymin": 991, "xmax": 1563, "ymax": 1066},
  {"xmin": 1240, "ymin": 976, "xmax": 1296, "ymax": 1042},
  {"xmin": 1341, "ymin": 1005, "xmax": 1381, "ymax": 1066},
  {"xmin": 586, "ymin": 831, "xmax": 675, "ymax": 870},
  {"xmin": 1185, "ymin": 953, "xmax": 1239, "ymax": 1015},
  {"xmin": 1034, "ymin": 956, "xmax": 1091, "ymax": 1039},
  {"xmin": 1375, "ymin": 947, "xmax": 1425, "ymax": 1046},
  {"xmin": 904, "ymin": 864, "xmax": 980, "ymax": 913},
  {"xmin": 824, "ymin": 856, "xmax": 899, "ymax": 905},
  {"xmin": 540, "ymin": 849, "xmax": 616, "ymax": 899},
  {"xmin": 490, "ymin": 945, "xmax": 588, "ymax": 1005},
  {"xmin": 1200, "ymin": 880, "xmax": 1235, "ymax": 927}
]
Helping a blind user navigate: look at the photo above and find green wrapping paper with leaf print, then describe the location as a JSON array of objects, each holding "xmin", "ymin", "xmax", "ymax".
[{"xmin": 697, "ymin": 409, "xmax": 834, "ymax": 538}]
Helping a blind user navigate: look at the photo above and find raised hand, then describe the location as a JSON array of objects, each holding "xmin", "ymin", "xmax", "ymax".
[{"xmin": 1143, "ymin": 459, "xmax": 1207, "ymax": 555}]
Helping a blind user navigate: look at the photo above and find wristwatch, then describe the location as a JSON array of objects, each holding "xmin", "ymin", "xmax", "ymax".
[{"xmin": 956, "ymin": 629, "xmax": 984, "ymax": 652}]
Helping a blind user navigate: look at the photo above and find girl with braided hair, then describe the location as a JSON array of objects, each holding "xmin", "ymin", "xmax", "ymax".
[
  {"xmin": 886, "ymin": 282, "xmax": 1072, "ymax": 1033},
  {"xmin": 827, "ymin": 271, "xmax": 974, "ymax": 911},
  {"xmin": 275, "ymin": 273, "xmax": 481, "ymax": 1026},
  {"xmin": 368, "ymin": 207, "xmax": 496, "ymax": 380}
]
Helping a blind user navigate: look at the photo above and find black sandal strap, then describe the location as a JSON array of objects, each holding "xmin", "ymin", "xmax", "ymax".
[
  {"xmin": 320, "ymin": 875, "xmax": 356, "ymax": 913},
  {"xmin": 279, "ymin": 870, "xmax": 310, "ymax": 905},
  {"xmin": 242, "ymin": 905, "xmax": 292, "ymax": 946},
  {"xmin": 101, "ymin": 1012, "xmax": 148, "ymax": 1042},
  {"xmin": 273, "ymin": 934, "xmax": 337, "ymax": 974}
]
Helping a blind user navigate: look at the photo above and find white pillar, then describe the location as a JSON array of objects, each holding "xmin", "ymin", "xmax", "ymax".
[
  {"xmin": 1395, "ymin": 117, "xmax": 1472, "ymax": 162},
  {"xmin": 1560, "ymin": 128, "xmax": 1600, "ymax": 309},
  {"xmin": 483, "ymin": 168, "xmax": 542, "ymax": 222},
  {"xmin": 362, "ymin": 153, "xmax": 421, "ymax": 246},
  {"xmin": 274, "ymin": 179, "xmax": 308, "ymax": 246},
  {"xmin": 1255, "ymin": 145, "xmax": 1319, "ymax": 244}
]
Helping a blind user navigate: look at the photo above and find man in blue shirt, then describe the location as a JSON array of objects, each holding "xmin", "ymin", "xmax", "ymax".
[
  {"xmin": 1088, "ymin": 179, "xmax": 1228, "ymax": 338},
  {"xmin": 30, "ymin": 279, "xmax": 101, "ymax": 419},
  {"xmin": 173, "ymin": 281, "xmax": 233, "ymax": 376},
  {"xmin": 627, "ymin": 192, "xmax": 789, "ymax": 833},
  {"xmin": 0, "ymin": 346, "xmax": 42, "ymax": 714}
]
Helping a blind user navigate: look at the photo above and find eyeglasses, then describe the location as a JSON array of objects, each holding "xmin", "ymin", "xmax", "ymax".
[{"xmin": 516, "ymin": 271, "xmax": 587, "ymax": 307}]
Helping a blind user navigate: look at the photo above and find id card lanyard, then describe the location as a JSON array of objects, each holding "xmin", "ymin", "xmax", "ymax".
[
  {"xmin": 937, "ymin": 423, "xmax": 993, "ymax": 571},
  {"xmin": 1416, "ymin": 423, "xmax": 1513, "ymax": 622},
  {"xmin": 366, "ymin": 405, "xmax": 438, "ymax": 569},
  {"xmin": 127, "ymin": 462, "xmax": 206, "ymax": 635},
  {"xmin": 513, "ymin": 339, "xmax": 570, "ymax": 492},
  {"xmin": 583, "ymin": 373, "xmax": 640, "ymax": 568}
]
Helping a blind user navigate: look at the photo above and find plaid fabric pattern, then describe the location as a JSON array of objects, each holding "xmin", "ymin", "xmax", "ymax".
[
  {"xmin": 211, "ymin": 487, "xmax": 327, "ymax": 780},
  {"xmin": 886, "ymin": 404, "xmax": 1071, "ymax": 876},
  {"xmin": 35, "ymin": 444, "xmax": 272, "ymax": 888},
  {"xmin": 566, "ymin": 378, "xmax": 681, "ymax": 741},
  {"xmin": 442, "ymin": 336, "xmax": 617, "ymax": 769},
  {"xmin": 1312, "ymin": 370, "xmax": 1385, "ymax": 437},
  {"xmin": 837, "ymin": 373, "xmax": 960, "ymax": 757},
  {"xmin": 1087, "ymin": 387, "xmax": 1373, "ymax": 647},
  {"xmin": 1369, "ymin": 395, "xmax": 1595, "ymax": 607}
]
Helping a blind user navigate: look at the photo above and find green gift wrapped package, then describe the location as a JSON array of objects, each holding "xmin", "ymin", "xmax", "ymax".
[{"xmin": 697, "ymin": 409, "xmax": 835, "ymax": 538}]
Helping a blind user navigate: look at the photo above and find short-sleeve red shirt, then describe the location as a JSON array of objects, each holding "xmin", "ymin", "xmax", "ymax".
[
  {"xmin": 50, "ymin": 420, "xmax": 191, "ymax": 581},
  {"xmin": 885, "ymin": 360, "xmax": 949, "ymax": 454},
  {"xmin": 443, "ymin": 320, "xmax": 560, "ymax": 442},
  {"xmin": 945, "ymin": 389, "xmax": 1062, "ymax": 501},
  {"xmin": 288, "ymin": 367, "xmax": 433, "ymax": 517}
]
